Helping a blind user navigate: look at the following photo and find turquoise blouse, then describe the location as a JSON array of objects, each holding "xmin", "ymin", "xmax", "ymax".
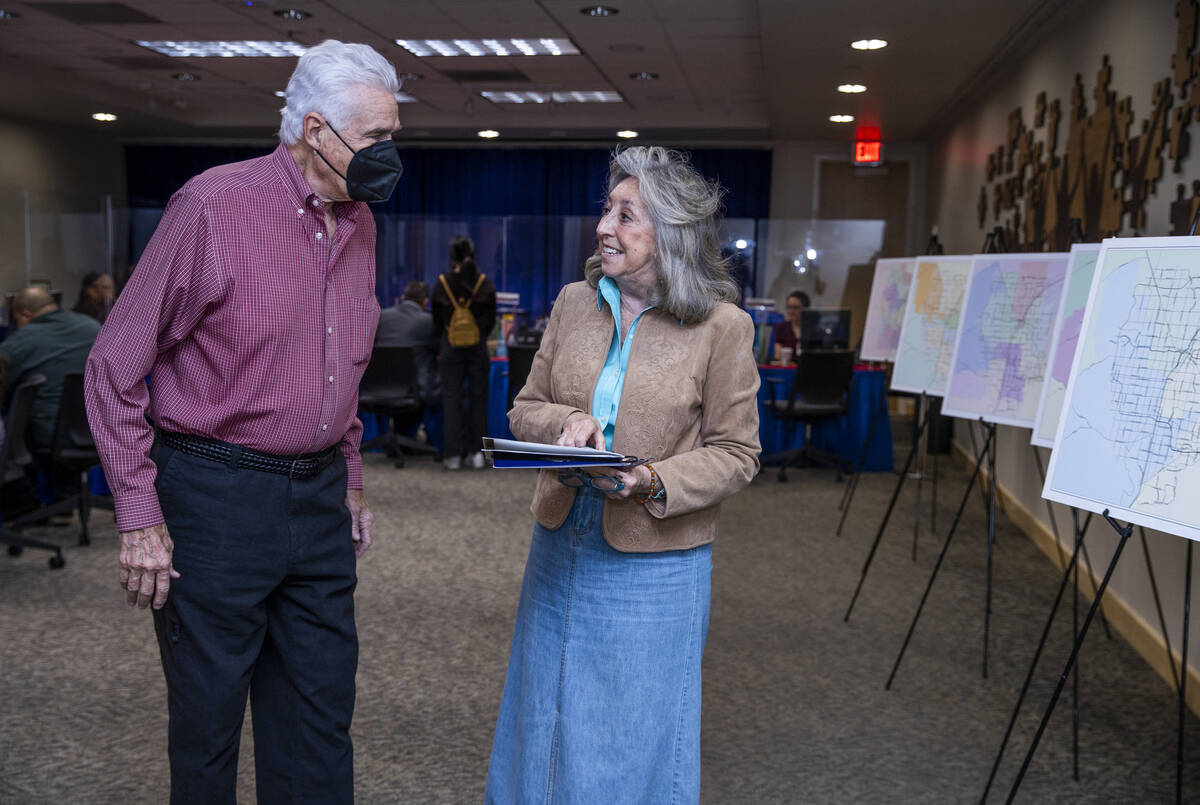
[{"xmin": 591, "ymin": 277, "xmax": 653, "ymax": 451}]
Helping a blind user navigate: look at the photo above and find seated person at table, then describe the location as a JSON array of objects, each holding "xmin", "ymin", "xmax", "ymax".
[
  {"xmin": 2, "ymin": 287, "xmax": 100, "ymax": 450},
  {"xmin": 72, "ymin": 272, "xmax": 116, "ymax": 325},
  {"xmin": 376, "ymin": 280, "xmax": 440, "ymax": 405},
  {"xmin": 772, "ymin": 289, "xmax": 810, "ymax": 357}
]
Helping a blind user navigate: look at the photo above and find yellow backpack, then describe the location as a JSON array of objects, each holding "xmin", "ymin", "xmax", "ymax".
[{"xmin": 439, "ymin": 273, "xmax": 486, "ymax": 348}]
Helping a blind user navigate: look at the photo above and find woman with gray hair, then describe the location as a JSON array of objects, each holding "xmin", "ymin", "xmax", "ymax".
[{"xmin": 486, "ymin": 147, "xmax": 761, "ymax": 803}]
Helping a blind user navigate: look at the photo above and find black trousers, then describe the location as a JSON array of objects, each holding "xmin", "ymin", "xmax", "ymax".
[
  {"xmin": 151, "ymin": 441, "xmax": 357, "ymax": 805},
  {"xmin": 439, "ymin": 338, "xmax": 490, "ymax": 458}
]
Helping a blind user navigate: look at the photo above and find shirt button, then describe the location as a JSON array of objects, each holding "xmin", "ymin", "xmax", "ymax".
[
  {"xmin": 322, "ymin": 424, "xmax": 328, "ymax": 431},
  {"xmin": 327, "ymin": 327, "xmax": 333, "ymax": 335},
  {"xmin": 313, "ymin": 198, "xmax": 321, "ymax": 207},
  {"xmin": 296, "ymin": 208, "xmax": 303, "ymax": 216},
  {"xmin": 328, "ymin": 375, "xmax": 334, "ymax": 383},
  {"xmin": 315, "ymin": 231, "xmax": 323, "ymax": 240}
]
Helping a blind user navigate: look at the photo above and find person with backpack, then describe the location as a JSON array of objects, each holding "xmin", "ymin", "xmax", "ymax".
[{"xmin": 431, "ymin": 235, "xmax": 497, "ymax": 470}]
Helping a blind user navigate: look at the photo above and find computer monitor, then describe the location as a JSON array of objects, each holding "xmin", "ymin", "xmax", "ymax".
[{"xmin": 800, "ymin": 308, "xmax": 851, "ymax": 351}]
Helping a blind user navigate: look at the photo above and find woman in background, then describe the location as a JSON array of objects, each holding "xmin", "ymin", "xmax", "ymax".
[
  {"xmin": 486, "ymin": 147, "xmax": 761, "ymax": 803},
  {"xmin": 771, "ymin": 288, "xmax": 810, "ymax": 360},
  {"xmin": 431, "ymin": 235, "xmax": 497, "ymax": 470},
  {"xmin": 72, "ymin": 272, "xmax": 115, "ymax": 324}
]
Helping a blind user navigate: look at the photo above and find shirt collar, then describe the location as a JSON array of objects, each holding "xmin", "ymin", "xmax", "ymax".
[
  {"xmin": 271, "ymin": 143, "xmax": 360, "ymax": 223},
  {"xmin": 596, "ymin": 276, "xmax": 621, "ymax": 314}
]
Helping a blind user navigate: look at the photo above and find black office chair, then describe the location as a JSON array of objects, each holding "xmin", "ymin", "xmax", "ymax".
[
  {"xmin": 359, "ymin": 346, "xmax": 437, "ymax": 468},
  {"xmin": 761, "ymin": 349, "xmax": 857, "ymax": 482},
  {"xmin": 505, "ymin": 343, "xmax": 539, "ymax": 411},
  {"xmin": 0, "ymin": 375, "xmax": 66, "ymax": 568},
  {"xmin": 15, "ymin": 372, "xmax": 114, "ymax": 547}
]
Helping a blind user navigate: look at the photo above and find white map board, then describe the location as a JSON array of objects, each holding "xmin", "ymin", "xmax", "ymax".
[
  {"xmin": 860, "ymin": 258, "xmax": 916, "ymax": 362},
  {"xmin": 1031, "ymin": 244, "xmax": 1101, "ymax": 447},
  {"xmin": 1044, "ymin": 237, "xmax": 1200, "ymax": 542},
  {"xmin": 890, "ymin": 256, "xmax": 972, "ymax": 396},
  {"xmin": 941, "ymin": 252, "xmax": 1069, "ymax": 427}
]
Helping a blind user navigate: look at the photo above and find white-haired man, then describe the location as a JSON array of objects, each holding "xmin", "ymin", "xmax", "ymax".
[{"xmin": 85, "ymin": 40, "xmax": 402, "ymax": 803}]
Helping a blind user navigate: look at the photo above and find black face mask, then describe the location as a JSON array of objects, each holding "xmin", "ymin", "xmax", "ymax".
[{"xmin": 314, "ymin": 123, "xmax": 403, "ymax": 203}]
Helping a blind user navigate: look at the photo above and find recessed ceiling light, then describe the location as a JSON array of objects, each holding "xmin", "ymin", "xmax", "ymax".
[
  {"xmin": 398, "ymin": 72, "xmax": 424, "ymax": 81},
  {"xmin": 806, "ymin": 248, "xmax": 818, "ymax": 260},
  {"xmin": 137, "ymin": 40, "xmax": 308, "ymax": 57},
  {"xmin": 481, "ymin": 90, "xmax": 622, "ymax": 104},
  {"xmin": 608, "ymin": 43, "xmax": 643, "ymax": 52},
  {"xmin": 837, "ymin": 83, "xmax": 866, "ymax": 93},
  {"xmin": 630, "ymin": 71, "xmax": 658, "ymax": 81},
  {"xmin": 829, "ymin": 114, "xmax": 854, "ymax": 123},
  {"xmin": 0, "ymin": 9, "xmax": 20, "ymax": 21},
  {"xmin": 173, "ymin": 72, "xmax": 200, "ymax": 81},
  {"xmin": 273, "ymin": 8, "xmax": 310, "ymax": 20},
  {"xmin": 92, "ymin": 112, "xmax": 117, "ymax": 122},
  {"xmin": 273, "ymin": 90, "xmax": 287, "ymax": 97},
  {"xmin": 735, "ymin": 239, "xmax": 748, "ymax": 249},
  {"xmin": 394, "ymin": 38, "xmax": 577, "ymax": 57},
  {"xmin": 851, "ymin": 39, "xmax": 887, "ymax": 50},
  {"xmin": 581, "ymin": 5, "xmax": 618, "ymax": 16},
  {"xmin": 616, "ymin": 130, "xmax": 638, "ymax": 138},
  {"xmin": 478, "ymin": 129, "xmax": 500, "ymax": 138}
]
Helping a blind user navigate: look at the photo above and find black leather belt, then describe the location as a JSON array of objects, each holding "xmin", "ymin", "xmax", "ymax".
[{"xmin": 157, "ymin": 430, "xmax": 337, "ymax": 480}]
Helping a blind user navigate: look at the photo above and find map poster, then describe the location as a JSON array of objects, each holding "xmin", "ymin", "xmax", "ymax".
[
  {"xmin": 942, "ymin": 252, "xmax": 1069, "ymax": 427},
  {"xmin": 1031, "ymin": 244, "xmax": 1101, "ymax": 447},
  {"xmin": 891, "ymin": 256, "xmax": 972, "ymax": 396},
  {"xmin": 861, "ymin": 258, "xmax": 916, "ymax": 362},
  {"xmin": 1044, "ymin": 238, "xmax": 1200, "ymax": 542}
]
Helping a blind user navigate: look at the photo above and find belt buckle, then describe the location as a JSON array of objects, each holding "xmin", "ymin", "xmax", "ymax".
[{"xmin": 288, "ymin": 458, "xmax": 303, "ymax": 479}]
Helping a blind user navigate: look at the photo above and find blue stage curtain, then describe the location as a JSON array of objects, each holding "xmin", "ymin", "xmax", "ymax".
[{"xmin": 125, "ymin": 145, "xmax": 772, "ymax": 318}]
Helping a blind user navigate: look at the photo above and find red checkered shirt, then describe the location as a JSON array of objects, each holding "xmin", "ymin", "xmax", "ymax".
[{"xmin": 85, "ymin": 145, "xmax": 380, "ymax": 531}]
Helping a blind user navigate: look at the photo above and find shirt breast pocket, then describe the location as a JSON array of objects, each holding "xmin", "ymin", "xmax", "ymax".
[{"xmin": 348, "ymin": 295, "xmax": 380, "ymax": 366}]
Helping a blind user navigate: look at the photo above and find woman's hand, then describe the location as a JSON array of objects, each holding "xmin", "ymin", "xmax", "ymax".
[
  {"xmin": 595, "ymin": 463, "xmax": 653, "ymax": 500},
  {"xmin": 557, "ymin": 412, "xmax": 606, "ymax": 450}
]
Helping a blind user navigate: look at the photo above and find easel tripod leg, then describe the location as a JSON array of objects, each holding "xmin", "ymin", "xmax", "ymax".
[
  {"xmin": 885, "ymin": 425, "xmax": 994, "ymax": 690},
  {"xmin": 1176, "ymin": 541, "xmax": 1192, "ymax": 805},
  {"xmin": 844, "ymin": 405, "xmax": 930, "ymax": 622},
  {"xmin": 1004, "ymin": 512, "xmax": 1133, "ymax": 804},
  {"xmin": 979, "ymin": 513, "xmax": 1090, "ymax": 803}
]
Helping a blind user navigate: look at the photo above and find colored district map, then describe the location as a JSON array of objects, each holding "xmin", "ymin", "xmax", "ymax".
[
  {"xmin": 891, "ymin": 257, "xmax": 970, "ymax": 395},
  {"xmin": 943, "ymin": 254, "xmax": 1068, "ymax": 426},
  {"xmin": 1032, "ymin": 246, "xmax": 1099, "ymax": 447},
  {"xmin": 1046, "ymin": 245, "xmax": 1200, "ymax": 540},
  {"xmin": 861, "ymin": 258, "xmax": 915, "ymax": 362}
]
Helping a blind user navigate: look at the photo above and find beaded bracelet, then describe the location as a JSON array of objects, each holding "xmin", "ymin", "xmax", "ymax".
[{"xmin": 636, "ymin": 463, "xmax": 667, "ymax": 505}]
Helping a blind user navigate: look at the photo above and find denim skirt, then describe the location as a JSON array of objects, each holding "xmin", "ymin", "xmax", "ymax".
[{"xmin": 485, "ymin": 488, "xmax": 713, "ymax": 805}]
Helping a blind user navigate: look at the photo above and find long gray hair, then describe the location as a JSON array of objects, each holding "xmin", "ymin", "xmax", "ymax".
[
  {"xmin": 584, "ymin": 146, "xmax": 738, "ymax": 324},
  {"xmin": 278, "ymin": 40, "xmax": 401, "ymax": 145}
]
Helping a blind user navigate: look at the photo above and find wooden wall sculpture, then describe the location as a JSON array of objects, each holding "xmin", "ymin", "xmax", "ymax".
[{"xmin": 978, "ymin": 0, "xmax": 1200, "ymax": 248}]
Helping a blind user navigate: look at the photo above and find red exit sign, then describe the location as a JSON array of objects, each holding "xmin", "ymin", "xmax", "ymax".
[{"xmin": 854, "ymin": 140, "xmax": 883, "ymax": 165}]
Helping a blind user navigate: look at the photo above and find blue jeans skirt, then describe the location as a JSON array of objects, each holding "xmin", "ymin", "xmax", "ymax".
[{"xmin": 486, "ymin": 488, "xmax": 713, "ymax": 805}]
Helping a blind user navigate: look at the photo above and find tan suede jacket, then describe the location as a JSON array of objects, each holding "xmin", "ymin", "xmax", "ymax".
[{"xmin": 509, "ymin": 281, "xmax": 761, "ymax": 553}]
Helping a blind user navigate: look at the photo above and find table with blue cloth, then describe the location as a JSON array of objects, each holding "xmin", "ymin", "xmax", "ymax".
[
  {"xmin": 362, "ymin": 360, "xmax": 893, "ymax": 472},
  {"xmin": 758, "ymin": 364, "xmax": 893, "ymax": 472}
]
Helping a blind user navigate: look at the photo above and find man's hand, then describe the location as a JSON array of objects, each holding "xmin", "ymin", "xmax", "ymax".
[
  {"xmin": 557, "ymin": 412, "xmax": 605, "ymax": 450},
  {"xmin": 346, "ymin": 489, "xmax": 374, "ymax": 558},
  {"xmin": 118, "ymin": 524, "xmax": 180, "ymax": 610}
]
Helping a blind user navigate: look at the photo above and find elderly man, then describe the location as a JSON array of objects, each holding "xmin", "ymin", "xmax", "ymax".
[
  {"xmin": 85, "ymin": 40, "xmax": 403, "ymax": 804},
  {"xmin": 3, "ymin": 286, "xmax": 100, "ymax": 450}
]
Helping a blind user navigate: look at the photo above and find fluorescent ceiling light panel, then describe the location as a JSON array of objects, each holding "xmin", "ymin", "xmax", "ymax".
[
  {"xmin": 481, "ymin": 90, "xmax": 622, "ymax": 103},
  {"xmin": 395, "ymin": 38, "xmax": 577, "ymax": 57},
  {"xmin": 137, "ymin": 40, "xmax": 308, "ymax": 57},
  {"xmin": 850, "ymin": 39, "xmax": 887, "ymax": 50}
]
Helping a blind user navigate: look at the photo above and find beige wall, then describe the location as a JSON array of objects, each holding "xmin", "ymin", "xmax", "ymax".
[
  {"xmin": 927, "ymin": 0, "xmax": 1200, "ymax": 678},
  {"xmin": 0, "ymin": 116, "xmax": 125, "ymax": 314}
]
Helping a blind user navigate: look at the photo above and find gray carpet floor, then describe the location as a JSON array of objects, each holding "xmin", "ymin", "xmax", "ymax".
[{"xmin": 2, "ymin": 420, "xmax": 1198, "ymax": 804}]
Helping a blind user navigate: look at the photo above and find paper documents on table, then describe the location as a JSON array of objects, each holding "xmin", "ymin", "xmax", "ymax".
[{"xmin": 482, "ymin": 437, "xmax": 643, "ymax": 469}]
